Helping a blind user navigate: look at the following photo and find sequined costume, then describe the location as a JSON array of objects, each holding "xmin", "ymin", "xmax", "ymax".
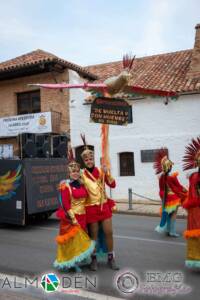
[
  {"xmin": 154, "ymin": 149, "xmax": 187, "ymax": 236},
  {"xmin": 80, "ymin": 134, "xmax": 119, "ymax": 271},
  {"xmin": 53, "ymin": 152, "xmax": 95, "ymax": 271},
  {"xmin": 183, "ymin": 137, "xmax": 200, "ymax": 269},
  {"xmin": 82, "ymin": 167, "xmax": 116, "ymax": 224}
]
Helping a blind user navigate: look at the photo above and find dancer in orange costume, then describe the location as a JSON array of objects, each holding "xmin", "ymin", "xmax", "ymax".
[
  {"xmin": 54, "ymin": 149, "xmax": 95, "ymax": 272},
  {"xmin": 154, "ymin": 149, "xmax": 187, "ymax": 237},
  {"xmin": 182, "ymin": 137, "xmax": 200, "ymax": 269}
]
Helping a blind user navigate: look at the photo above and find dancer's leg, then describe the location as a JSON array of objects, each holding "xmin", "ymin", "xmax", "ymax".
[
  {"xmin": 88, "ymin": 222, "xmax": 99, "ymax": 271},
  {"xmin": 101, "ymin": 218, "xmax": 119, "ymax": 270}
]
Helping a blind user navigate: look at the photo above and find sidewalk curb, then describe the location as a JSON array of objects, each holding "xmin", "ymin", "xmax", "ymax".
[
  {"xmin": 116, "ymin": 201, "xmax": 160, "ymax": 206},
  {"xmin": 114, "ymin": 211, "xmax": 187, "ymax": 219}
]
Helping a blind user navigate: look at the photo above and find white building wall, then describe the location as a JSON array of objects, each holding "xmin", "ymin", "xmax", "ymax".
[{"xmin": 69, "ymin": 70, "xmax": 200, "ymax": 200}]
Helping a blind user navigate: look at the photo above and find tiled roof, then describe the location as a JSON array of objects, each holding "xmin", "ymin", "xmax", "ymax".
[
  {"xmin": 86, "ymin": 50, "xmax": 200, "ymax": 93},
  {"xmin": 0, "ymin": 49, "xmax": 97, "ymax": 80}
]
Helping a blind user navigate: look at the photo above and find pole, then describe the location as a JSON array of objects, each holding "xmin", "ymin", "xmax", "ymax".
[{"xmin": 128, "ymin": 188, "xmax": 133, "ymax": 210}]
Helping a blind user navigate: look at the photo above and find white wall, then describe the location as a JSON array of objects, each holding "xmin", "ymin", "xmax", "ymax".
[{"xmin": 69, "ymin": 70, "xmax": 200, "ymax": 200}]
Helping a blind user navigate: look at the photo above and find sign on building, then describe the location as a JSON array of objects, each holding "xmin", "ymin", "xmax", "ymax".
[
  {"xmin": 90, "ymin": 97, "xmax": 133, "ymax": 125},
  {"xmin": 0, "ymin": 112, "xmax": 52, "ymax": 137}
]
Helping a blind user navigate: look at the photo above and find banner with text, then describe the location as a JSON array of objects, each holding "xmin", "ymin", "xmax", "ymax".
[
  {"xmin": 90, "ymin": 97, "xmax": 133, "ymax": 126},
  {"xmin": 24, "ymin": 158, "xmax": 68, "ymax": 214},
  {"xmin": 0, "ymin": 112, "xmax": 52, "ymax": 137}
]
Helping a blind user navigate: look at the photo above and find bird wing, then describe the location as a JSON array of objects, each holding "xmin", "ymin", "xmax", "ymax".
[
  {"xmin": 128, "ymin": 85, "xmax": 177, "ymax": 97},
  {"xmin": 28, "ymin": 83, "xmax": 107, "ymax": 90},
  {"xmin": 28, "ymin": 83, "xmax": 177, "ymax": 97},
  {"xmin": 0, "ymin": 165, "xmax": 22, "ymax": 200}
]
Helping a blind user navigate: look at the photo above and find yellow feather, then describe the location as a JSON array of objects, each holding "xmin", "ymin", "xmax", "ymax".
[
  {"xmin": 1, "ymin": 176, "xmax": 18, "ymax": 184},
  {"xmin": 0, "ymin": 171, "xmax": 11, "ymax": 182}
]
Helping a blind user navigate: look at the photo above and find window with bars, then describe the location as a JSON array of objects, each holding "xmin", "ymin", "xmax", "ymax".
[
  {"xmin": 119, "ymin": 152, "xmax": 135, "ymax": 176},
  {"xmin": 17, "ymin": 90, "xmax": 41, "ymax": 115}
]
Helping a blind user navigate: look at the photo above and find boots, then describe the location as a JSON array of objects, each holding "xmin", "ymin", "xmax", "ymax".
[
  {"xmin": 90, "ymin": 253, "xmax": 120, "ymax": 271},
  {"xmin": 166, "ymin": 214, "xmax": 171, "ymax": 235},
  {"xmin": 169, "ymin": 219, "xmax": 180, "ymax": 237},
  {"xmin": 90, "ymin": 255, "xmax": 98, "ymax": 271},
  {"xmin": 107, "ymin": 252, "xmax": 120, "ymax": 270},
  {"xmin": 155, "ymin": 223, "xmax": 167, "ymax": 233}
]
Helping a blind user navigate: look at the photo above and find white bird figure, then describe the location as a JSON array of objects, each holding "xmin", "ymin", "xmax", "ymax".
[{"xmin": 103, "ymin": 54, "xmax": 135, "ymax": 96}]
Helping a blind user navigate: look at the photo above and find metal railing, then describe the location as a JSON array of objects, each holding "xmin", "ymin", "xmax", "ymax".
[{"xmin": 128, "ymin": 188, "xmax": 160, "ymax": 210}]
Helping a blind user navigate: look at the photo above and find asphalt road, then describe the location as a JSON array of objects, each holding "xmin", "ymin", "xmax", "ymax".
[{"xmin": 0, "ymin": 214, "xmax": 199, "ymax": 300}]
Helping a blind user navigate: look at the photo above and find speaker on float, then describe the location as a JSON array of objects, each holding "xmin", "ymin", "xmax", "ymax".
[
  {"xmin": 52, "ymin": 135, "xmax": 68, "ymax": 158},
  {"xmin": 35, "ymin": 134, "xmax": 51, "ymax": 158},
  {"xmin": 20, "ymin": 133, "xmax": 37, "ymax": 158}
]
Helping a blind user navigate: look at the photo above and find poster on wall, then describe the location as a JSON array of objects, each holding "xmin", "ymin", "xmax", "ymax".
[
  {"xmin": 0, "ymin": 144, "xmax": 13, "ymax": 159},
  {"xmin": 24, "ymin": 158, "xmax": 68, "ymax": 214},
  {"xmin": 0, "ymin": 112, "xmax": 52, "ymax": 137},
  {"xmin": 90, "ymin": 97, "xmax": 133, "ymax": 126},
  {"xmin": 0, "ymin": 160, "xmax": 25, "ymax": 225}
]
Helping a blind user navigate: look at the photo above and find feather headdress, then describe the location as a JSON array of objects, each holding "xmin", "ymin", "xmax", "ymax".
[
  {"xmin": 183, "ymin": 136, "xmax": 200, "ymax": 170},
  {"xmin": 80, "ymin": 133, "xmax": 94, "ymax": 160},
  {"xmin": 123, "ymin": 54, "xmax": 135, "ymax": 71},
  {"xmin": 68, "ymin": 147, "xmax": 80, "ymax": 172},
  {"xmin": 153, "ymin": 148, "xmax": 173, "ymax": 174}
]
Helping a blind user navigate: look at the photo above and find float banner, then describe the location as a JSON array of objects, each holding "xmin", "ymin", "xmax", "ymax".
[
  {"xmin": 24, "ymin": 158, "xmax": 68, "ymax": 214},
  {"xmin": 0, "ymin": 160, "xmax": 25, "ymax": 225}
]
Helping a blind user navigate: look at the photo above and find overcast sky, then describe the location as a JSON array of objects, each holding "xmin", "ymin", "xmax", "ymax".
[{"xmin": 0, "ymin": 0, "xmax": 199, "ymax": 66}]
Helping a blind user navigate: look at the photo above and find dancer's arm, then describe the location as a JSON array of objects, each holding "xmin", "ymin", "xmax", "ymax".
[{"xmin": 61, "ymin": 187, "xmax": 78, "ymax": 225}]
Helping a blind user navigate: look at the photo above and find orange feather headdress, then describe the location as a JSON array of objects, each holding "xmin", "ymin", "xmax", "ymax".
[
  {"xmin": 153, "ymin": 148, "xmax": 174, "ymax": 174},
  {"xmin": 183, "ymin": 136, "xmax": 200, "ymax": 171}
]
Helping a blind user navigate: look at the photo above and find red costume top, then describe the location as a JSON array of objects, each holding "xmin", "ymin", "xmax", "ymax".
[
  {"xmin": 56, "ymin": 181, "xmax": 88, "ymax": 231},
  {"xmin": 182, "ymin": 137, "xmax": 200, "ymax": 251},
  {"xmin": 159, "ymin": 172, "xmax": 187, "ymax": 213},
  {"xmin": 183, "ymin": 172, "xmax": 200, "ymax": 239},
  {"xmin": 183, "ymin": 172, "xmax": 200, "ymax": 209}
]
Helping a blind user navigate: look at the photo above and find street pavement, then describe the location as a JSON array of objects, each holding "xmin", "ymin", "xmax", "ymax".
[{"xmin": 0, "ymin": 213, "xmax": 198, "ymax": 300}]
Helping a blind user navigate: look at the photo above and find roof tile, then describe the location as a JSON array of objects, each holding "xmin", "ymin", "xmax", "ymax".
[
  {"xmin": 0, "ymin": 49, "xmax": 96, "ymax": 80},
  {"xmin": 86, "ymin": 50, "xmax": 200, "ymax": 93}
]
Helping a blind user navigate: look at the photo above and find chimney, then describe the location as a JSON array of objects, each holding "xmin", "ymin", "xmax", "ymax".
[{"xmin": 187, "ymin": 24, "xmax": 200, "ymax": 78}]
